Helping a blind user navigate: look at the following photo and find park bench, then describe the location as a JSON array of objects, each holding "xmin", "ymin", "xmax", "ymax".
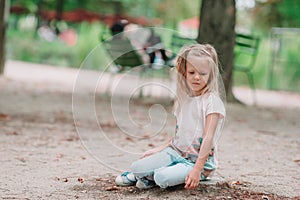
[
  {"xmin": 102, "ymin": 35, "xmax": 145, "ymax": 72},
  {"xmin": 101, "ymin": 33, "xmax": 173, "ymax": 97},
  {"xmin": 100, "ymin": 31, "xmax": 200, "ymax": 98},
  {"xmin": 234, "ymin": 33, "xmax": 260, "ymax": 103}
]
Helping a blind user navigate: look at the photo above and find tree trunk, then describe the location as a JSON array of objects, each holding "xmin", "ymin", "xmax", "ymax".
[
  {"xmin": 35, "ymin": 0, "xmax": 43, "ymax": 33},
  {"xmin": 54, "ymin": 0, "xmax": 64, "ymax": 34},
  {"xmin": 0, "ymin": 0, "xmax": 8, "ymax": 74},
  {"xmin": 197, "ymin": 0, "xmax": 237, "ymax": 102},
  {"xmin": 56, "ymin": 0, "xmax": 64, "ymax": 21}
]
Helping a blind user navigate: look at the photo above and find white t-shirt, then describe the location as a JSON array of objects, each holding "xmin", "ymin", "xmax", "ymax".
[{"xmin": 172, "ymin": 92, "xmax": 226, "ymax": 164}]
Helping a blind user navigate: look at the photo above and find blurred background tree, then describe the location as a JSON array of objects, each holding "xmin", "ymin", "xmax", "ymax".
[
  {"xmin": 9, "ymin": 0, "xmax": 199, "ymax": 27},
  {"xmin": 197, "ymin": 0, "xmax": 236, "ymax": 101},
  {"xmin": 0, "ymin": 0, "xmax": 9, "ymax": 74}
]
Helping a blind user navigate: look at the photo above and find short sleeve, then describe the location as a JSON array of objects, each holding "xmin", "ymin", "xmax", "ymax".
[{"xmin": 205, "ymin": 93, "xmax": 226, "ymax": 118}]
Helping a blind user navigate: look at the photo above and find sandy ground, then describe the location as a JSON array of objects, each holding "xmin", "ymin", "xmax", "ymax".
[{"xmin": 0, "ymin": 60, "xmax": 300, "ymax": 200}]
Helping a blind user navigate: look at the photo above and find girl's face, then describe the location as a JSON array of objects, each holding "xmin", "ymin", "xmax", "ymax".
[{"xmin": 185, "ymin": 55, "xmax": 211, "ymax": 96}]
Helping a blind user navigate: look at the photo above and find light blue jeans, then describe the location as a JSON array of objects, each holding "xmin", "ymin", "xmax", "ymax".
[{"xmin": 131, "ymin": 147, "xmax": 206, "ymax": 188}]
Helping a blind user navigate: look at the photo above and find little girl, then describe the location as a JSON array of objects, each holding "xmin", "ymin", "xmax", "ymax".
[{"xmin": 115, "ymin": 43, "xmax": 226, "ymax": 189}]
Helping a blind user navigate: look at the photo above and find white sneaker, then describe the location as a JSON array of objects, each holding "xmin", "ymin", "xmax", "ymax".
[
  {"xmin": 136, "ymin": 178, "xmax": 156, "ymax": 189},
  {"xmin": 115, "ymin": 172, "xmax": 137, "ymax": 186}
]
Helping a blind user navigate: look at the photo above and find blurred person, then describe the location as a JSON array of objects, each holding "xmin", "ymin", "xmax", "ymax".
[
  {"xmin": 38, "ymin": 24, "xmax": 56, "ymax": 41},
  {"xmin": 110, "ymin": 21, "xmax": 150, "ymax": 64},
  {"xmin": 144, "ymin": 28, "xmax": 169, "ymax": 67},
  {"xmin": 110, "ymin": 19, "xmax": 129, "ymax": 35},
  {"xmin": 58, "ymin": 29, "xmax": 77, "ymax": 46}
]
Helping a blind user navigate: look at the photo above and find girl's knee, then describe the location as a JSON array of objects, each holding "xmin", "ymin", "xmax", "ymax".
[
  {"xmin": 153, "ymin": 164, "xmax": 191, "ymax": 188},
  {"xmin": 130, "ymin": 160, "xmax": 153, "ymax": 178},
  {"xmin": 153, "ymin": 170, "xmax": 169, "ymax": 188}
]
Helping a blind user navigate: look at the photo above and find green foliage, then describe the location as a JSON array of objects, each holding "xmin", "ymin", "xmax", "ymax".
[
  {"xmin": 10, "ymin": 0, "xmax": 199, "ymax": 26},
  {"xmin": 269, "ymin": 34, "xmax": 300, "ymax": 91},
  {"xmin": 10, "ymin": 0, "xmax": 38, "ymax": 12},
  {"xmin": 7, "ymin": 29, "xmax": 73, "ymax": 66},
  {"xmin": 75, "ymin": 22, "xmax": 111, "ymax": 70},
  {"xmin": 128, "ymin": 0, "xmax": 199, "ymax": 26},
  {"xmin": 277, "ymin": 0, "xmax": 300, "ymax": 27},
  {"xmin": 6, "ymin": 21, "xmax": 108, "ymax": 69},
  {"xmin": 284, "ymin": 46, "xmax": 300, "ymax": 90},
  {"xmin": 233, "ymin": 34, "xmax": 300, "ymax": 92},
  {"xmin": 252, "ymin": 0, "xmax": 300, "ymax": 32}
]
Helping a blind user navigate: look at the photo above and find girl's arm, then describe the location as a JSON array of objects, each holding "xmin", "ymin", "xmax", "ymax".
[
  {"xmin": 142, "ymin": 136, "xmax": 172, "ymax": 158},
  {"xmin": 184, "ymin": 113, "xmax": 220, "ymax": 189}
]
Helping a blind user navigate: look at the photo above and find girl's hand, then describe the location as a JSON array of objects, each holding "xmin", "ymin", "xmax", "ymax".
[{"xmin": 184, "ymin": 168, "xmax": 201, "ymax": 189}]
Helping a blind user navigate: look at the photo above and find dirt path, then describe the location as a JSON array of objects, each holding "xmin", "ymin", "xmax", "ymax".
[{"xmin": 0, "ymin": 61, "xmax": 300, "ymax": 199}]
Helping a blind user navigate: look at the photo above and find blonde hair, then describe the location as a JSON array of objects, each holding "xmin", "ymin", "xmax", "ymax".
[{"xmin": 175, "ymin": 43, "xmax": 221, "ymax": 106}]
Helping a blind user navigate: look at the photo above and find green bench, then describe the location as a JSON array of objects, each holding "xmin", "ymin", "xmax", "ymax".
[{"xmin": 234, "ymin": 33, "xmax": 260, "ymax": 103}]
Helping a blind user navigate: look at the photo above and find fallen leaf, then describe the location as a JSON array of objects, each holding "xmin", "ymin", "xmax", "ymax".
[
  {"xmin": 148, "ymin": 143, "xmax": 154, "ymax": 147},
  {"xmin": 231, "ymin": 181, "xmax": 241, "ymax": 185},
  {"xmin": 105, "ymin": 186, "xmax": 118, "ymax": 191},
  {"xmin": 100, "ymin": 121, "xmax": 116, "ymax": 128},
  {"xmin": 256, "ymin": 130, "xmax": 277, "ymax": 136},
  {"xmin": 216, "ymin": 181, "xmax": 231, "ymax": 188},
  {"xmin": 57, "ymin": 153, "xmax": 64, "ymax": 158},
  {"xmin": 0, "ymin": 113, "xmax": 11, "ymax": 121},
  {"xmin": 16, "ymin": 157, "xmax": 26, "ymax": 163},
  {"xmin": 78, "ymin": 177, "xmax": 84, "ymax": 183},
  {"xmin": 6, "ymin": 131, "xmax": 18, "ymax": 135},
  {"xmin": 80, "ymin": 156, "xmax": 86, "ymax": 160},
  {"xmin": 141, "ymin": 133, "xmax": 151, "ymax": 139},
  {"xmin": 96, "ymin": 178, "xmax": 109, "ymax": 182},
  {"xmin": 63, "ymin": 135, "xmax": 79, "ymax": 142},
  {"xmin": 125, "ymin": 136, "xmax": 134, "ymax": 142}
]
